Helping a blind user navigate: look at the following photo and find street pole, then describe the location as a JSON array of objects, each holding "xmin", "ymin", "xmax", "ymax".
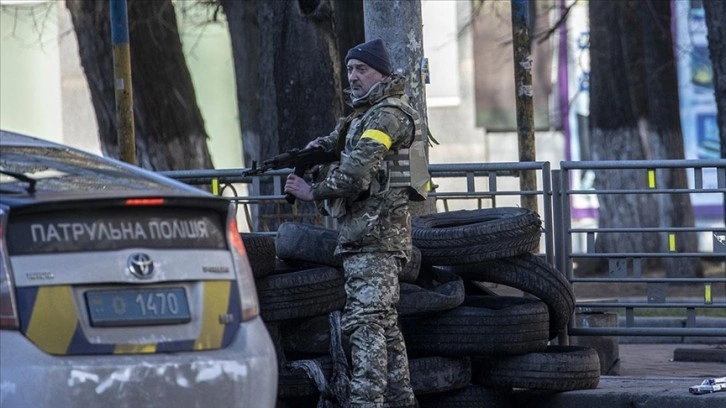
[
  {"xmin": 511, "ymin": 0, "xmax": 538, "ymax": 213},
  {"xmin": 363, "ymin": 0, "xmax": 435, "ymax": 216},
  {"xmin": 109, "ymin": 0, "xmax": 136, "ymax": 164}
]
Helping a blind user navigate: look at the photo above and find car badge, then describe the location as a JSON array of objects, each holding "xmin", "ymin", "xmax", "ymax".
[{"xmin": 128, "ymin": 253, "xmax": 154, "ymax": 279}]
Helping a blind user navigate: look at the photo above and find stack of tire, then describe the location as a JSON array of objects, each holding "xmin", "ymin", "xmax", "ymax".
[
  {"xmin": 243, "ymin": 226, "xmax": 350, "ymax": 407},
  {"xmin": 247, "ymin": 207, "xmax": 600, "ymax": 407},
  {"xmin": 406, "ymin": 208, "xmax": 600, "ymax": 406}
]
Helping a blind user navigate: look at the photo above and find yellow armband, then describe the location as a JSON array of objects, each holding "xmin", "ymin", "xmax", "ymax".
[{"xmin": 360, "ymin": 129, "xmax": 392, "ymax": 149}]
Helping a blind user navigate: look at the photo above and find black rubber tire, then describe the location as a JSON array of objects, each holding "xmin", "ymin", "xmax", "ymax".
[
  {"xmin": 275, "ymin": 222, "xmax": 342, "ymax": 267},
  {"xmin": 277, "ymin": 356, "xmax": 332, "ymax": 398},
  {"xmin": 397, "ymin": 267, "xmax": 465, "ymax": 316},
  {"xmin": 280, "ymin": 314, "xmax": 353, "ymax": 357},
  {"xmin": 280, "ymin": 315, "xmax": 332, "ymax": 356},
  {"xmin": 240, "ymin": 233, "xmax": 276, "ymax": 278},
  {"xmin": 279, "ymin": 269, "xmax": 465, "ymax": 347},
  {"xmin": 418, "ymin": 384, "xmax": 514, "ymax": 408},
  {"xmin": 399, "ymin": 245, "xmax": 422, "ymax": 283},
  {"xmin": 412, "ymin": 208, "xmax": 542, "ymax": 265},
  {"xmin": 255, "ymin": 266, "xmax": 346, "ymax": 322},
  {"xmin": 418, "ymin": 239, "xmax": 541, "ymax": 265},
  {"xmin": 276, "ymin": 221, "xmax": 421, "ymax": 283},
  {"xmin": 412, "ymin": 207, "xmax": 542, "ymax": 247},
  {"xmin": 400, "ymin": 296, "xmax": 549, "ymax": 357},
  {"xmin": 472, "ymin": 345, "xmax": 601, "ymax": 392},
  {"xmin": 271, "ymin": 258, "xmax": 323, "ymax": 275},
  {"xmin": 440, "ymin": 253, "xmax": 575, "ymax": 339},
  {"xmin": 409, "ymin": 356, "xmax": 471, "ymax": 396},
  {"xmin": 275, "ymin": 395, "xmax": 319, "ymax": 407}
]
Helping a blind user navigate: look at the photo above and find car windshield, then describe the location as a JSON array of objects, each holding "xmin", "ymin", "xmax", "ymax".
[{"xmin": 0, "ymin": 146, "xmax": 177, "ymax": 193}]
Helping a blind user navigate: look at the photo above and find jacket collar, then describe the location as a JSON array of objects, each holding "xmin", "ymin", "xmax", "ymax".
[{"xmin": 345, "ymin": 74, "xmax": 407, "ymax": 110}]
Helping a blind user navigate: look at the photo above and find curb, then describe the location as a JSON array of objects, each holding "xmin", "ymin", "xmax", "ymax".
[{"xmin": 674, "ymin": 347, "xmax": 726, "ymax": 363}]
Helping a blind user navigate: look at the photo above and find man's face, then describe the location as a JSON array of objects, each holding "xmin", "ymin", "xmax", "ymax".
[{"xmin": 347, "ymin": 59, "xmax": 385, "ymax": 98}]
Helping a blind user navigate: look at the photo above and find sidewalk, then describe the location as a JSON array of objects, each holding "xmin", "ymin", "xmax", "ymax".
[
  {"xmin": 518, "ymin": 376, "xmax": 725, "ymax": 408},
  {"xmin": 619, "ymin": 343, "xmax": 725, "ymax": 377},
  {"xmin": 513, "ymin": 343, "xmax": 726, "ymax": 408}
]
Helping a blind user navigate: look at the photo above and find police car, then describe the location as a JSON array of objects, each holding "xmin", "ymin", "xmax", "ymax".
[
  {"xmin": 0, "ymin": 130, "xmax": 277, "ymax": 407},
  {"xmin": 689, "ymin": 377, "xmax": 726, "ymax": 394}
]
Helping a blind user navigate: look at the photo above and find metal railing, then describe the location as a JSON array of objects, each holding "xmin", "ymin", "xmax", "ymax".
[
  {"xmin": 555, "ymin": 160, "xmax": 726, "ymax": 338},
  {"xmin": 425, "ymin": 162, "xmax": 554, "ymax": 261},
  {"xmin": 162, "ymin": 159, "xmax": 726, "ymax": 339}
]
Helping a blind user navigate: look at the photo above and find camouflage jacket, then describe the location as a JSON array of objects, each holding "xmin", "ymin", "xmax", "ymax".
[{"xmin": 311, "ymin": 74, "xmax": 416, "ymax": 256}]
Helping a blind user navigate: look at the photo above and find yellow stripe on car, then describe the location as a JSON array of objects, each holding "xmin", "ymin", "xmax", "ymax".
[
  {"xmin": 361, "ymin": 129, "xmax": 392, "ymax": 149},
  {"xmin": 194, "ymin": 280, "xmax": 231, "ymax": 350},
  {"xmin": 25, "ymin": 286, "xmax": 77, "ymax": 355}
]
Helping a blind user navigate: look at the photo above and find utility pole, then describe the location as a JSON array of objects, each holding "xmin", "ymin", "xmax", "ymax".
[
  {"xmin": 511, "ymin": 0, "xmax": 538, "ymax": 213},
  {"xmin": 109, "ymin": 0, "xmax": 135, "ymax": 164},
  {"xmin": 362, "ymin": 1, "xmax": 427, "ymax": 124},
  {"xmin": 363, "ymin": 0, "xmax": 434, "ymax": 215}
]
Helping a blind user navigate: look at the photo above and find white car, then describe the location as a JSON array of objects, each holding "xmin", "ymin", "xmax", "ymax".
[
  {"xmin": 0, "ymin": 130, "xmax": 278, "ymax": 407},
  {"xmin": 689, "ymin": 377, "xmax": 726, "ymax": 394}
]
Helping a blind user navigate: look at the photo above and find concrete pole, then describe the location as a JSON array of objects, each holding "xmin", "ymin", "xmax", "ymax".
[
  {"xmin": 109, "ymin": 0, "xmax": 136, "ymax": 164},
  {"xmin": 362, "ymin": 1, "xmax": 427, "ymax": 119},
  {"xmin": 511, "ymin": 0, "xmax": 538, "ymax": 213},
  {"xmin": 362, "ymin": 0, "xmax": 435, "ymax": 215}
]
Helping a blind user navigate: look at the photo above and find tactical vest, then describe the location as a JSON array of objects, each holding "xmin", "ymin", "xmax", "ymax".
[{"xmin": 359, "ymin": 95, "xmax": 430, "ymax": 201}]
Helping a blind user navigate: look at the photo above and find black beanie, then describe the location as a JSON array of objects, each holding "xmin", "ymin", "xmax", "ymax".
[{"xmin": 345, "ymin": 39, "xmax": 393, "ymax": 76}]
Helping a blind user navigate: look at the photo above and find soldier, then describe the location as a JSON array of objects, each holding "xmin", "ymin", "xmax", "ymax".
[{"xmin": 284, "ymin": 38, "xmax": 428, "ymax": 408}]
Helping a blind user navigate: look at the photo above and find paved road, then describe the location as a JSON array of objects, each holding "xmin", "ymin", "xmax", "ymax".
[
  {"xmin": 619, "ymin": 343, "xmax": 725, "ymax": 377},
  {"xmin": 506, "ymin": 344, "xmax": 726, "ymax": 408},
  {"xmin": 532, "ymin": 376, "xmax": 726, "ymax": 408}
]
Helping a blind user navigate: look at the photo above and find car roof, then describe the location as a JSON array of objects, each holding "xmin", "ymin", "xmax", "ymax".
[{"xmin": 0, "ymin": 129, "xmax": 216, "ymax": 206}]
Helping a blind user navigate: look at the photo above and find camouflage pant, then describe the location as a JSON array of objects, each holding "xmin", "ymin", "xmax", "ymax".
[{"xmin": 341, "ymin": 252, "xmax": 416, "ymax": 408}]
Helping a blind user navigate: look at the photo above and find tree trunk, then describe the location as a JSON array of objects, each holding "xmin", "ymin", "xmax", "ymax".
[
  {"xmin": 702, "ymin": 0, "xmax": 726, "ymax": 225},
  {"xmin": 66, "ymin": 0, "xmax": 212, "ymax": 170},
  {"xmin": 221, "ymin": 0, "xmax": 342, "ymax": 231},
  {"xmin": 334, "ymin": 0, "xmax": 365, "ymax": 113},
  {"xmin": 362, "ymin": 0, "xmax": 434, "ymax": 217},
  {"xmin": 587, "ymin": 0, "xmax": 700, "ymax": 278},
  {"xmin": 638, "ymin": 0, "xmax": 698, "ymax": 278},
  {"xmin": 702, "ymin": 0, "xmax": 726, "ymax": 159},
  {"xmin": 587, "ymin": 0, "xmax": 659, "ymax": 273},
  {"xmin": 66, "ymin": 1, "xmax": 115, "ymax": 156}
]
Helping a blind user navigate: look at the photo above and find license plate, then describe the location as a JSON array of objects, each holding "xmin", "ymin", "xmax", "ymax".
[{"xmin": 85, "ymin": 288, "xmax": 191, "ymax": 327}]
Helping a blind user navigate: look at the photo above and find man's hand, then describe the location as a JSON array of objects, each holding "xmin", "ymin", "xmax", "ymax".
[
  {"xmin": 303, "ymin": 139, "xmax": 323, "ymax": 173},
  {"xmin": 284, "ymin": 173, "xmax": 314, "ymax": 202}
]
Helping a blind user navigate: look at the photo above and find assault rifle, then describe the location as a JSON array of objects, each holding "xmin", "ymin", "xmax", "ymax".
[{"xmin": 243, "ymin": 146, "xmax": 338, "ymax": 204}]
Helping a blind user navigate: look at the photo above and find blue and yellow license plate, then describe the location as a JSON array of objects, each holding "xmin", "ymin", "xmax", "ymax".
[{"xmin": 85, "ymin": 287, "xmax": 191, "ymax": 327}]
